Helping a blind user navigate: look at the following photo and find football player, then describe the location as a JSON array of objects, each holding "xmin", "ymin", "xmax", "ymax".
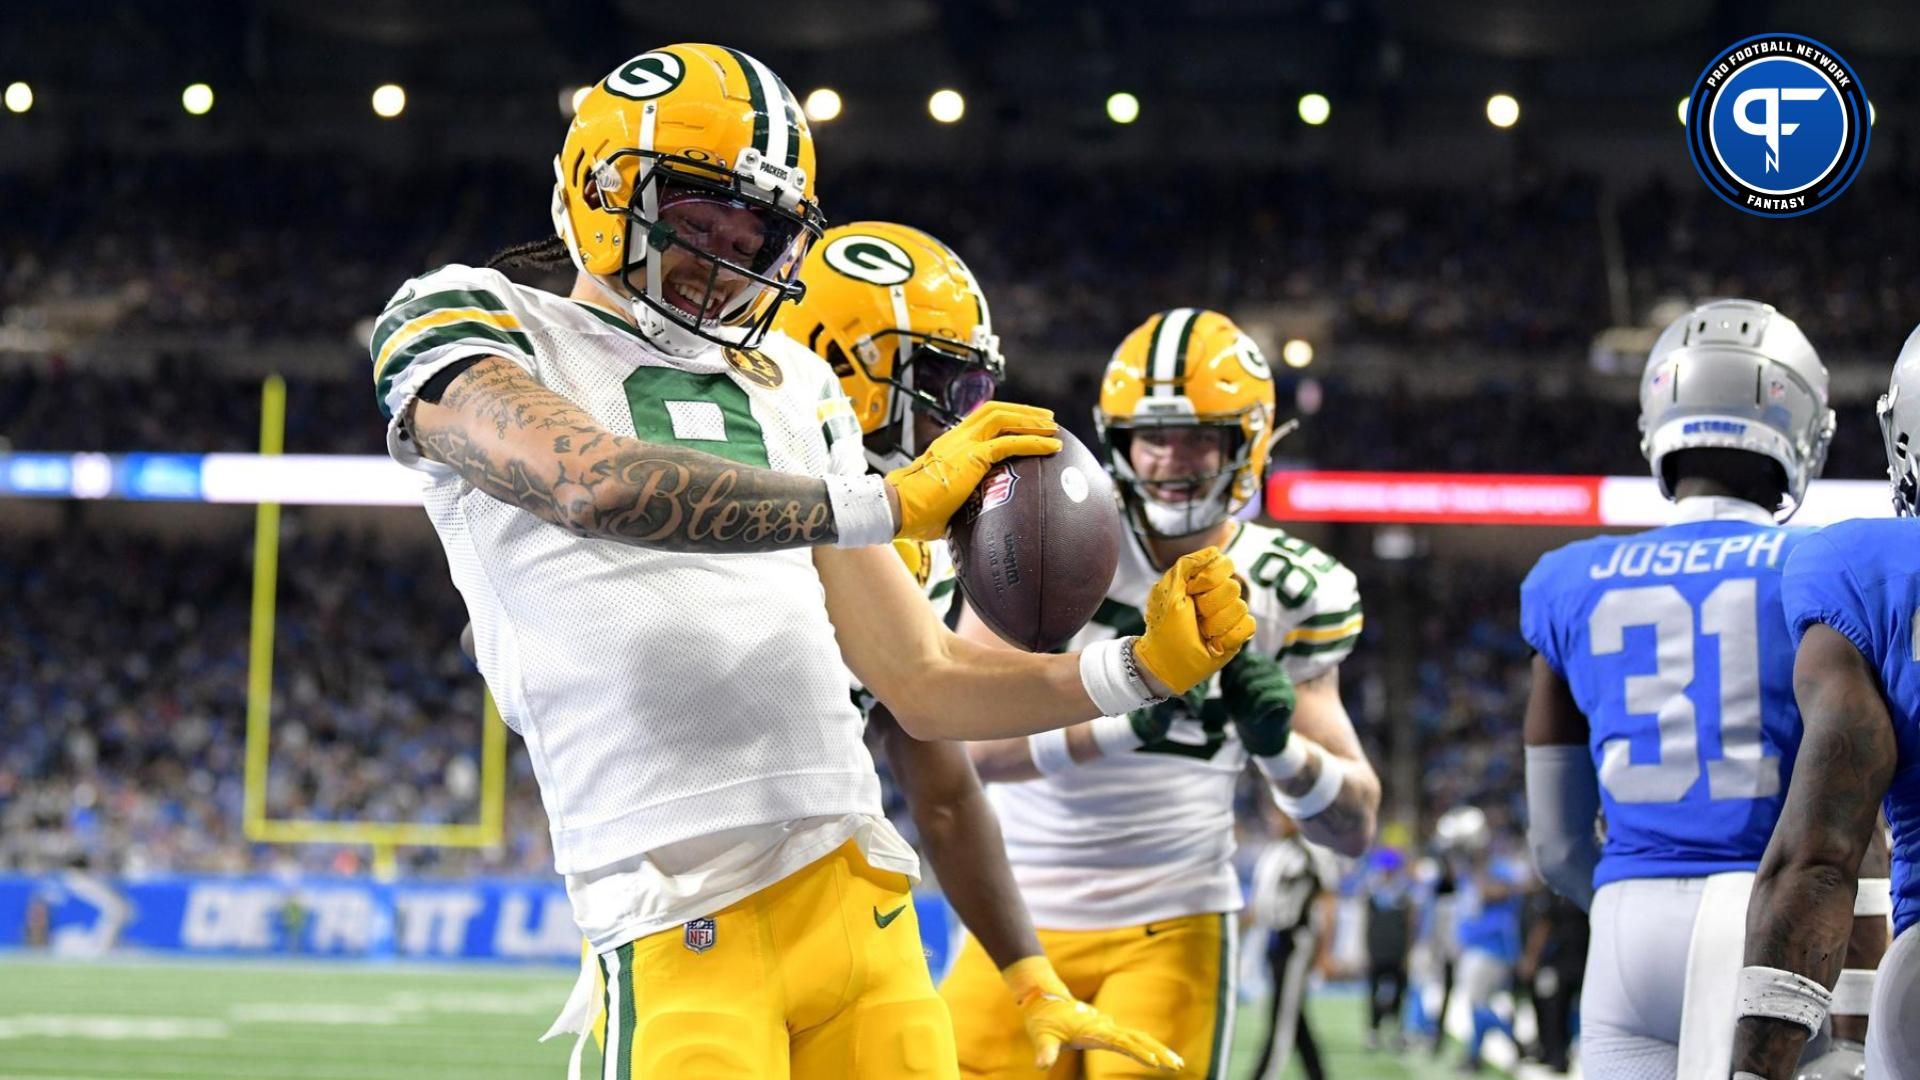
[
  {"xmin": 943, "ymin": 308, "xmax": 1381, "ymax": 1078},
  {"xmin": 373, "ymin": 47, "xmax": 1254, "ymax": 1079},
  {"xmin": 1731, "ymin": 325, "xmax": 1920, "ymax": 1080},
  {"xmin": 1521, "ymin": 299, "xmax": 1885, "ymax": 1079},
  {"xmin": 768, "ymin": 220, "xmax": 1182, "ymax": 1072}
]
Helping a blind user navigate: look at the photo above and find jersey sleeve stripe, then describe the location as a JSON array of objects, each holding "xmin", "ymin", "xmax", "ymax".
[
  {"xmin": 374, "ymin": 322, "xmax": 536, "ymax": 413},
  {"xmin": 1281, "ymin": 614, "xmax": 1364, "ymax": 647},
  {"xmin": 370, "ymin": 287, "xmax": 513, "ymax": 356},
  {"xmin": 1278, "ymin": 633, "xmax": 1360, "ymax": 660},
  {"xmin": 373, "ymin": 308, "xmax": 529, "ymax": 383},
  {"xmin": 1297, "ymin": 602, "xmax": 1363, "ymax": 629}
]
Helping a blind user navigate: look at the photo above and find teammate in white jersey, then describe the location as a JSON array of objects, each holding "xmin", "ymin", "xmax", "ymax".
[
  {"xmin": 941, "ymin": 309, "xmax": 1382, "ymax": 1079},
  {"xmin": 768, "ymin": 221, "xmax": 1182, "ymax": 1072},
  {"xmin": 374, "ymin": 47, "xmax": 1255, "ymax": 1080}
]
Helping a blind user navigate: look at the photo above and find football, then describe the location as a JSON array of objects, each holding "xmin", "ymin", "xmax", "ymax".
[{"xmin": 947, "ymin": 429, "xmax": 1122, "ymax": 651}]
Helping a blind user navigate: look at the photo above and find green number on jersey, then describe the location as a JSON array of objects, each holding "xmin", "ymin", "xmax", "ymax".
[
  {"xmin": 622, "ymin": 367, "xmax": 771, "ymax": 468},
  {"xmin": 1135, "ymin": 697, "xmax": 1231, "ymax": 761},
  {"xmin": 1249, "ymin": 535, "xmax": 1338, "ymax": 609}
]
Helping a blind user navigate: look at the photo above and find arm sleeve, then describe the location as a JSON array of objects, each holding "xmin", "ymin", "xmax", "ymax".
[
  {"xmin": 1267, "ymin": 543, "xmax": 1364, "ymax": 683},
  {"xmin": 369, "ymin": 264, "xmax": 537, "ymax": 468},
  {"xmin": 1781, "ymin": 530, "xmax": 1876, "ymax": 660},
  {"xmin": 1525, "ymin": 743, "xmax": 1600, "ymax": 910}
]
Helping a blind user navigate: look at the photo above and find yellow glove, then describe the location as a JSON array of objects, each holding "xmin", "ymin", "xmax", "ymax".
[
  {"xmin": 1135, "ymin": 547, "xmax": 1256, "ymax": 695},
  {"xmin": 884, "ymin": 402, "xmax": 1060, "ymax": 542},
  {"xmin": 1002, "ymin": 956, "xmax": 1183, "ymax": 1072},
  {"xmin": 891, "ymin": 538, "xmax": 931, "ymax": 586}
]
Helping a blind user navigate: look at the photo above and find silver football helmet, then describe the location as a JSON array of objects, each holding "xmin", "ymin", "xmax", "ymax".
[
  {"xmin": 1877, "ymin": 323, "xmax": 1920, "ymax": 517},
  {"xmin": 1640, "ymin": 299, "xmax": 1835, "ymax": 520}
]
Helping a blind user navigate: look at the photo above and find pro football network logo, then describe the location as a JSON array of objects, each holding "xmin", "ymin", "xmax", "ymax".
[{"xmin": 1686, "ymin": 33, "xmax": 1869, "ymax": 218}]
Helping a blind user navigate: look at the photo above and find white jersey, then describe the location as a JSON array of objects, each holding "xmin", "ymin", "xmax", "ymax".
[
  {"xmin": 374, "ymin": 265, "xmax": 907, "ymax": 886},
  {"xmin": 987, "ymin": 520, "xmax": 1362, "ymax": 929}
]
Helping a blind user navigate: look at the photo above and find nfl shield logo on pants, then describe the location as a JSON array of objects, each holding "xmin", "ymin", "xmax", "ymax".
[{"xmin": 683, "ymin": 918, "xmax": 717, "ymax": 954}]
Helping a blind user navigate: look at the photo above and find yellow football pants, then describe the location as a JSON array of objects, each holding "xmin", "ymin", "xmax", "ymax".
[
  {"xmin": 589, "ymin": 839, "xmax": 956, "ymax": 1080},
  {"xmin": 941, "ymin": 912, "xmax": 1235, "ymax": 1080}
]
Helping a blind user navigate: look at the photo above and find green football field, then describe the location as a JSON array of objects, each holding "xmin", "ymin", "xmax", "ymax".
[{"xmin": 0, "ymin": 956, "xmax": 1515, "ymax": 1079}]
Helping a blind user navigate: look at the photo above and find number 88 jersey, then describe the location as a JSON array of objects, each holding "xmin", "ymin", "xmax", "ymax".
[
  {"xmin": 1520, "ymin": 498, "xmax": 1815, "ymax": 888},
  {"xmin": 985, "ymin": 520, "xmax": 1362, "ymax": 930}
]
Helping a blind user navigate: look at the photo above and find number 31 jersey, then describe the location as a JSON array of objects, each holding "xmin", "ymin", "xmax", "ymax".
[
  {"xmin": 986, "ymin": 520, "xmax": 1362, "ymax": 930},
  {"xmin": 1520, "ymin": 497, "xmax": 1814, "ymax": 888}
]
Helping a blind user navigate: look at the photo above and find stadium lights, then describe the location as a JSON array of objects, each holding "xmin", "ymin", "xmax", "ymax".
[
  {"xmin": 1282, "ymin": 339, "xmax": 1315, "ymax": 369},
  {"xmin": 1486, "ymin": 93, "xmax": 1520, "ymax": 128},
  {"xmin": 1678, "ymin": 96, "xmax": 1689, "ymax": 125},
  {"xmin": 182, "ymin": 83, "xmax": 214, "ymax": 116},
  {"xmin": 1298, "ymin": 93, "xmax": 1331, "ymax": 126},
  {"xmin": 3, "ymin": 81, "xmax": 30, "ymax": 114},
  {"xmin": 372, "ymin": 83, "xmax": 406, "ymax": 119},
  {"xmin": 1106, "ymin": 91, "xmax": 1140, "ymax": 125},
  {"xmin": 805, "ymin": 87, "xmax": 842, "ymax": 123},
  {"xmin": 928, "ymin": 88, "xmax": 965, "ymax": 124}
]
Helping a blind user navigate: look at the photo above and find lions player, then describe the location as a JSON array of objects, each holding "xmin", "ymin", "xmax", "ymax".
[
  {"xmin": 1732, "ymin": 326, "xmax": 1920, "ymax": 1080},
  {"xmin": 378, "ymin": 48, "xmax": 1254, "ymax": 1079},
  {"xmin": 942, "ymin": 309, "xmax": 1381, "ymax": 1079},
  {"xmin": 1521, "ymin": 299, "xmax": 1869, "ymax": 1079}
]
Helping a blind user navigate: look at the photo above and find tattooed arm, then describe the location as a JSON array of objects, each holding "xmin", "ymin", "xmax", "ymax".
[
  {"xmin": 406, "ymin": 356, "xmax": 862, "ymax": 552},
  {"xmin": 1731, "ymin": 623, "xmax": 1897, "ymax": 1079},
  {"xmin": 1265, "ymin": 669, "xmax": 1381, "ymax": 857}
]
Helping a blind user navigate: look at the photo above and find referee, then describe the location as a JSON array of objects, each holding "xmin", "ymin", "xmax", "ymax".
[{"xmin": 1247, "ymin": 803, "xmax": 1340, "ymax": 1080}]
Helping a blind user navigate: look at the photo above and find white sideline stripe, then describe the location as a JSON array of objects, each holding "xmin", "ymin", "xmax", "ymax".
[{"xmin": 0, "ymin": 1014, "xmax": 230, "ymax": 1040}]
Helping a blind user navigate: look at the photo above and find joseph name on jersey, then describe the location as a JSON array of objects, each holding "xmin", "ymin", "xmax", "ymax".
[
  {"xmin": 988, "ymin": 520, "xmax": 1362, "ymax": 929},
  {"xmin": 1780, "ymin": 518, "xmax": 1920, "ymax": 934},
  {"xmin": 372, "ymin": 264, "xmax": 884, "ymax": 877},
  {"xmin": 1521, "ymin": 499, "xmax": 1810, "ymax": 888}
]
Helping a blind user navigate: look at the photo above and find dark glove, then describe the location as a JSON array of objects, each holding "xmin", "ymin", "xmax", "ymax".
[{"xmin": 1219, "ymin": 649, "xmax": 1295, "ymax": 757}]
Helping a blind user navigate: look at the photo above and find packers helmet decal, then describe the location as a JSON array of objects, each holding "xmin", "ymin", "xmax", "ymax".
[
  {"xmin": 552, "ymin": 43, "xmax": 825, "ymax": 355},
  {"xmin": 1096, "ymin": 308, "xmax": 1280, "ymax": 539},
  {"xmin": 774, "ymin": 222, "xmax": 1004, "ymax": 471},
  {"xmin": 821, "ymin": 234, "xmax": 916, "ymax": 286},
  {"xmin": 604, "ymin": 52, "xmax": 686, "ymax": 101}
]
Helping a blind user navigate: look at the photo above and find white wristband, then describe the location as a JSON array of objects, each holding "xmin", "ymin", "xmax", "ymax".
[
  {"xmin": 1257, "ymin": 738, "xmax": 1311, "ymax": 781},
  {"xmin": 826, "ymin": 474, "xmax": 895, "ymax": 549},
  {"xmin": 1027, "ymin": 728, "xmax": 1075, "ymax": 777},
  {"xmin": 1855, "ymin": 877, "xmax": 1892, "ymax": 917},
  {"xmin": 1736, "ymin": 964, "xmax": 1833, "ymax": 1036},
  {"xmin": 1089, "ymin": 714, "xmax": 1145, "ymax": 757},
  {"xmin": 1079, "ymin": 637, "xmax": 1158, "ymax": 717},
  {"xmin": 1831, "ymin": 968, "xmax": 1875, "ymax": 1017},
  {"xmin": 1274, "ymin": 746, "xmax": 1345, "ymax": 819}
]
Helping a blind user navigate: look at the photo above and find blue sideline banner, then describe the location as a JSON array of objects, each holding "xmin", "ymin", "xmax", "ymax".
[{"xmin": 0, "ymin": 873, "xmax": 956, "ymax": 971}]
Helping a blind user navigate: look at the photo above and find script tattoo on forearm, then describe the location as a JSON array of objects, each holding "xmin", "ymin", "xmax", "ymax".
[{"xmin": 408, "ymin": 359, "xmax": 837, "ymax": 552}]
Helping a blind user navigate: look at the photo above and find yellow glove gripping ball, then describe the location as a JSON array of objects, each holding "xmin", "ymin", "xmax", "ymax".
[
  {"xmin": 884, "ymin": 402, "xmax": 1061, "ymax": 543},
  {"xmin": 1135, "ymin": 547, "xmax": 1257, "ymax": 695},
  {"xmin": 1002, "ymin": 956, "xmax": 1183, "ymax": 1072}
]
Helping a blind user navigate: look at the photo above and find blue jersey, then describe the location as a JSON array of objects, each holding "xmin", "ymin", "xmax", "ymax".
[
  {"xmin": 1455, "ymin": 858, "xmax": 1526, "ymax": 962},
  {"xmin": 1521, "ymin": 508, "xmax": 1811, "ymax": 887},
  {"xmin": 1779, "ymin": 519, "xmax": 1920, "ymax": 935}
]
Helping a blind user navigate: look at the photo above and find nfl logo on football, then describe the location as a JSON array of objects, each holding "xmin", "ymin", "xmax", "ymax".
[{"xmin": 683, "ymin": 918, "xmax": 717, "ymax": 954}]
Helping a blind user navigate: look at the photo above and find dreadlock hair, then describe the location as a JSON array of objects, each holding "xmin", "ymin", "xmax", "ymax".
[{"xmin": 486, "ymin": 235, "xmax": 573, "ymax": 271}]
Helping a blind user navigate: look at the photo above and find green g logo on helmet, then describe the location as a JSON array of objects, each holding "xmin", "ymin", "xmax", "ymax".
[
  {"xmin": 605, "ymin": 52, "xmax": 686, "ymax": 101},
  {"xmin": 822, "ymin": 235, "xmax": 915, "ymax": 286}
]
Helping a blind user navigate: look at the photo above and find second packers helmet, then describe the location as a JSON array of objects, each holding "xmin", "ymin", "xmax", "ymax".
[
  {"xmin": 554, "ymin": 44, "xmax": 825, "ymax": 354},
  {"xmin": 774, "ymin": 222, "xmax": 1004, "ymax": 470},
  {"xmin": 1095, "ymin": 308, "xmax": 1279, "ymax": 539}
]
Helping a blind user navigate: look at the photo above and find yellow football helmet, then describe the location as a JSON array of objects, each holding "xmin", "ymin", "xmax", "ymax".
[
  {"xmin": 774, "ymin": 222, "xmax": 1004, "ymax": 470},
  {"xmin": 553, "ymin": 44, "xmax": 825, "ymax": 352},
  {"xmin": 1095, "ymin": 308, "xmax": 1279, "ymax": 538}
]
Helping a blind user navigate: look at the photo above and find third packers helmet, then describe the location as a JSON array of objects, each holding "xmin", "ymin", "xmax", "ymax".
[
  {"xmin": 1096, "ymin": 308, "xmax": 1279, "ymax": 539},
  {"xmin": 774, "ymin": 222, "xmax": 1004, "ymax": 470},
  {"xmin": 554, "ymin": 44, "xmax": 825, "ymax": 354}
]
